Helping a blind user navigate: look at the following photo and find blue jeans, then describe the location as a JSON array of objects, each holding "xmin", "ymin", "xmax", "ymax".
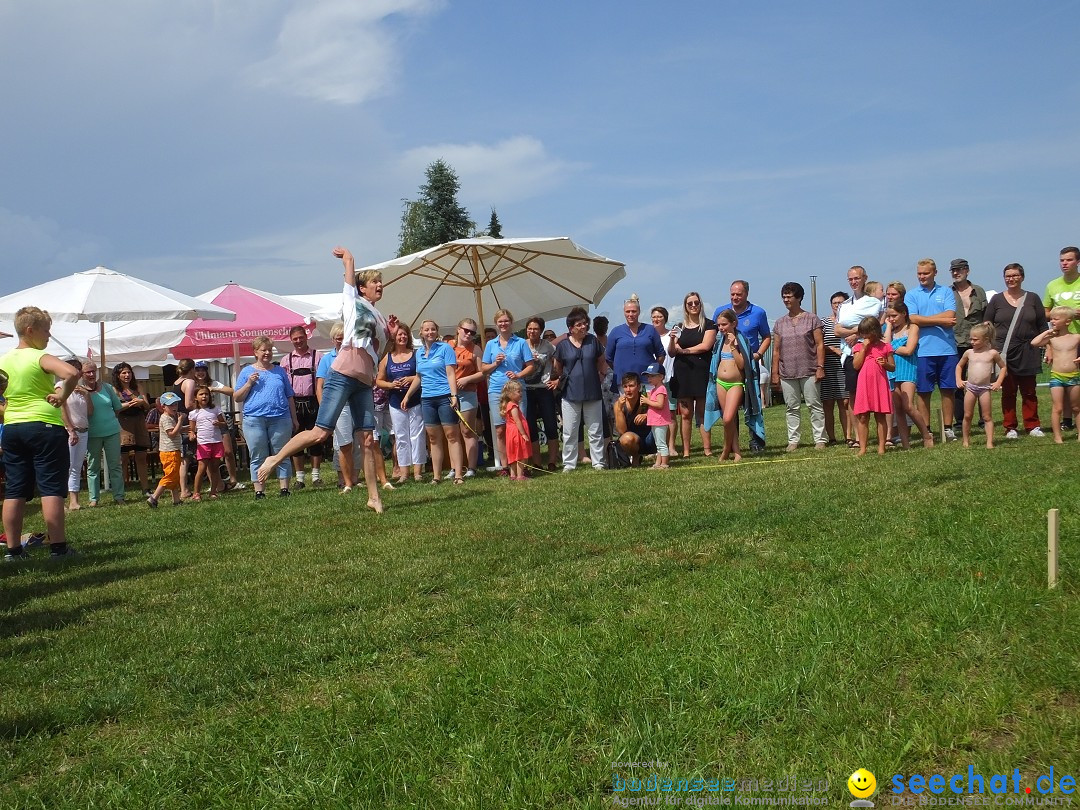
[
  {"xmin": 87, "ymin": 431, "xmax": 125, "ymax": 502},
  {"xmin": 243, "ymin": 415, "xmax": 293, "ymax": 481},
  {"xmin": 317, "ymin": 370, "xmax": 375, "ymax": 432}
]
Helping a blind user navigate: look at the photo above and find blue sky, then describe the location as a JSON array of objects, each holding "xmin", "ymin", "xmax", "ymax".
[{"xmin": 2, "ymin": 0, "xmax": 1078, "ymax": 324}]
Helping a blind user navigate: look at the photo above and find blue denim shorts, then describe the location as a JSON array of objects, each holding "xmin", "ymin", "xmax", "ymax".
[
  {"xmin": 457, "ymin": 390, "xmax": 478, "ymax": 412},
  {"xmin": 1, "ymin": 421, "xmax": 69, "ymax": 499},
  {"xmin": 422, "ymin": 395, "xmax": 457, "ymax": 427},
  {"xmin": 317, "ymin": 370, "xmax": 375, "ymax": 432}
]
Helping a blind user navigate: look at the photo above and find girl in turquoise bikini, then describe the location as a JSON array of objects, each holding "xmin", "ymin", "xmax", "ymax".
[{"xmin": 713, "ymin": 309, "xmax": 745, "ymax": 462}]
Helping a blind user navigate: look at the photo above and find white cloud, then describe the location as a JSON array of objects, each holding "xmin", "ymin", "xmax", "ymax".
[
  {"xmin": 245, "ymin": 0, "xmax": 442, "ymax": 105},
  {"xmin": 400, "ymin": 136, "xmax": 582, "ymax": 207}
]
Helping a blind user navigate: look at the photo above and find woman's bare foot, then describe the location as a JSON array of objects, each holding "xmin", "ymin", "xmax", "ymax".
[
  {"xmin": 367, "ymin": 498, "xmax": 384, "ymax": 514},
  {"xmin": 856, "ymin": 448, "xmax": 867, "ymax": 457}
]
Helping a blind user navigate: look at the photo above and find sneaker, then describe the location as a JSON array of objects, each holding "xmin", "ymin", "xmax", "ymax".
[
  {"xmin": 294, "ymin": 480, "xmax": 305, "ymax": 491},
  {"xmin": 1063, "ymin": 419, "xmax": 1075, "ymax": 431},
  {"xmin": 47, "ymin": 547, "xmax": 80, "ymax": 560},
  {"xmin": 22, "ymin": 532, "xmax": 46, "ymax": 548},
  {"xmin": 4, "ymin": 548, "xmax": 27, "ymax": 563},
  {"xmin": 463, "ymin": 469, "xmax": 476, "ymax": 478},
  {"xmin": 786, "ymin": 443, "xmax": 799, "ymax": 453},
  {"xmin": 943, "ymin": 428, "xmax": 956, "ymax": 442},
  {"xmin": 311, "ymin": 478, "xmax": 323, "ymax": 488},
  {"xmin": 1005, "ymin": 429, "xmax": 1018, "ymax": 440},
  {"xmin": 814, "ymin": 442, "xmax": 827, "ymax": 450},
  {"xmin": 255, "ymin": 491, "xmax": 266, "ymax": 501},
  {"xmin": 340, "ymin": 485, "xmax": 353, "ymax": 495},
  {"xmin": 1029, "ymin": 427, "xmax": 1045, "ymax": 438},
  {"xmin": 279, "ymin": 488, "xmax": 291, "ymax": 497},
  {"xmin": 146, "ymin": 495, "xmax": 159, "ymax": 509},
  {"xmin": 230, "ymin": 482, "xmax": 247, "ymax": 491}
]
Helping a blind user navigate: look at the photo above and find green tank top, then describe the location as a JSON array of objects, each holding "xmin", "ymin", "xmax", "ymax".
[{"xmin": 0, "ymin": 347, "xmax": 64, "ymax": 426}]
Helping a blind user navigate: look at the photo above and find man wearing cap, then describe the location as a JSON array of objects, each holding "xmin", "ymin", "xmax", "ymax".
[
  {"xmin": 280, "ymin": 325, "xmax": 323, "ymax": 488},
  {"xmin": 905, "ymin": 258, "xmax": 958, "ymax": 439},
  {"xmin": 949, "ymin": 259, "xmax": 988, "ymax": 431},
  {"xmin": 713, "ymin": 280, "xmax": 771, "ymax": 451}
]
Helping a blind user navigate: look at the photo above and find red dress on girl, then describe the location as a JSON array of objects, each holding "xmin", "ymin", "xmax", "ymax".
[
  {"xmin": 853, "ymin": 341, "xmax": 893, "ymax": 414},
  {"xmin": 504, "ymin": 402, "xmax": 532, "ymax": 465}
]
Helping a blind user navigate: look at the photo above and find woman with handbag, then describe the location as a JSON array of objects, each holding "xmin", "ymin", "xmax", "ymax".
[
  {"xmin": 552, "ymin": 307, "xmax": 609, "ymax": 471},
  {"xmin": 982, "ymin": 263, "xmax": 1047, "ymax": 439}
]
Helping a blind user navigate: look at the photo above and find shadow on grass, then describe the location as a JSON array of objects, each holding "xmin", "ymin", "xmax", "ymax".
[
  {"xmin": 0, "ymin": 695, "xmax": 129, "ymax": 740},
  {"xmin": 1, "ymin": 561, "xmax": 186, "ymax": 615},
  {"xmin": 0, "ymin": 598, "xmax": 127, "ymax": 639}
]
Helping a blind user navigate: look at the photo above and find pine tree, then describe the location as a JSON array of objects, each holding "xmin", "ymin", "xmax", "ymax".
[
  {"xmin": 397, "ymin": 160, "xmax": 474, "ymax": 256},
  {"xmin": 487, "ymin": 208, "xmax": 503, "ymax": 239}
]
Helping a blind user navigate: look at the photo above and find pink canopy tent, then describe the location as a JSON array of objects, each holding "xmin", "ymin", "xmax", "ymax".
[{"xmin": 100, "ymin": 283, "xmax": 334, "ymax": 364}]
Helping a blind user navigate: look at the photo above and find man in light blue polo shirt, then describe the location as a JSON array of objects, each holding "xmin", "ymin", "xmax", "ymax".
[
  {"xmin": 714, "ymin": 280, "xmax": 771, "ymax": 451},
  {"xmin": 905, "ymin": 258, "xmax": 958, "ymax": 440}
]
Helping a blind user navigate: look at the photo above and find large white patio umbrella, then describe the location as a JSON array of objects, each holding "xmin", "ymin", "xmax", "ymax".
[
  {"xmin": 362, "ymin": 237, "xmax": 626, "ymax": 334},
  {"xmin": 0, "ymin": 266, "xmax": 236, "ymax": 367}
]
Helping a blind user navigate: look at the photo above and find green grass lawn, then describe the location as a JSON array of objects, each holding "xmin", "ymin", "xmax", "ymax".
[{"xmin": 2, "ymin": 399, "xmax": 1079, "ymax": 808}]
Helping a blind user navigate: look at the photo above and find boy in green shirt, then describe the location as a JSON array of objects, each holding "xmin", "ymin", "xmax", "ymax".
[{"xmin": 0, "ymin": 306, "xmax": 80, "ymax": 561}]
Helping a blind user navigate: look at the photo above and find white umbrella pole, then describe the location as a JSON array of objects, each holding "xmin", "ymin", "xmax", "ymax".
[{"xmin": 99, "ymin": 322, "xmax": 106, "ymax": 371}]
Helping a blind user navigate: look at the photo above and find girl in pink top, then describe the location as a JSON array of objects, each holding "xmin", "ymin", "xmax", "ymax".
[
  {"xmin": 642, "ymin": 364, "xmax": 672, "ymax": 469},
  {"xmin": 852, "ymin": 316, "xmax": 895, "ymax": 456},
  {"xmin": 188, "ymin": 386, "xmax": 227, "ymax": 499}
]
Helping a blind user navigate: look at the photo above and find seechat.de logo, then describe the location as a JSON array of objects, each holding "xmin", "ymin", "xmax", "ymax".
[{"xmin": 848, "ymin": 768, "xmax": 877, "ymax": 807}]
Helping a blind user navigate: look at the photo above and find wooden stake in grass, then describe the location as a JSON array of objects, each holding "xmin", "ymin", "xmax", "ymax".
[{"xmin": 1048, "ymin": 508, "xmax": 1060, "ymax": 589}]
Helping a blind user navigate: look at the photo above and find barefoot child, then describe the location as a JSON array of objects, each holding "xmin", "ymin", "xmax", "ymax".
[
  {"xmin": 188, "ymin": 385, "xmax": 226, "ymax": 499},
  {"xmin": 852, "ymin": 316, "xmax": 895, "ymax": 456},
  {"xmin": 1031, "ymin": 307, "xmax": 1080, "ymax": 443},
  {"xmin": 147, "ymin": 392, "xmax": 185, "ymax": 507},
  {"xmin": 955, "ymin": 323, "xmax": 1006, "ymax": 448},
  {"xmin": 885, "ymin": 303, "xmax": 933, "ymax": 449},
  {"xmin": 641, "ymin": 362, "xmax": 672, "ymax": 468},
  {"xmin": 713, "ymin": 310, "xmax": 745, "ymax": 462},
  {"xmin": 499, "ymin": 380, "xmax": 531, "ymax": 481}
]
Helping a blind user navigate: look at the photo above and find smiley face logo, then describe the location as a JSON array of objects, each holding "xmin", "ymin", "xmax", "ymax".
[{"xmin": 848, "ymin": 768, "xmax": 876, "ymax": 799}]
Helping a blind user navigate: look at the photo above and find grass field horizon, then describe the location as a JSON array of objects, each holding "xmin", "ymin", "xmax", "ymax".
[{"xmin": 2, "ymin": 399, "xmax": 1078, "ymax": 808}]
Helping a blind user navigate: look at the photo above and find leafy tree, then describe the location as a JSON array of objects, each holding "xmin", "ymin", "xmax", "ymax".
[{"xmin": 397, "ymin": 159, "xmax": 474, "ymax": 256}]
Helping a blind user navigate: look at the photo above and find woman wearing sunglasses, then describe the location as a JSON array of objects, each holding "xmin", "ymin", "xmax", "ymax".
[{"xmin": 451, "ymin": 318, "xmax": 485, "ymax": 476}]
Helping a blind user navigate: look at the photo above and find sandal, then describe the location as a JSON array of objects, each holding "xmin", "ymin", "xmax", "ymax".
[
  {"xmin": 453, "ymin": 477, "xmax": 465, "ymax": 485},
  {"xmin": 846, "ymin": 439, "xmax": 858, "ymax": 448},
  {"xmin": 430, "ymin": 478, "xmax": 442, "ymax": 485},
  {"xmin": 190, "ymin": 493, "xmax": 202, "ymax": 502}
]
